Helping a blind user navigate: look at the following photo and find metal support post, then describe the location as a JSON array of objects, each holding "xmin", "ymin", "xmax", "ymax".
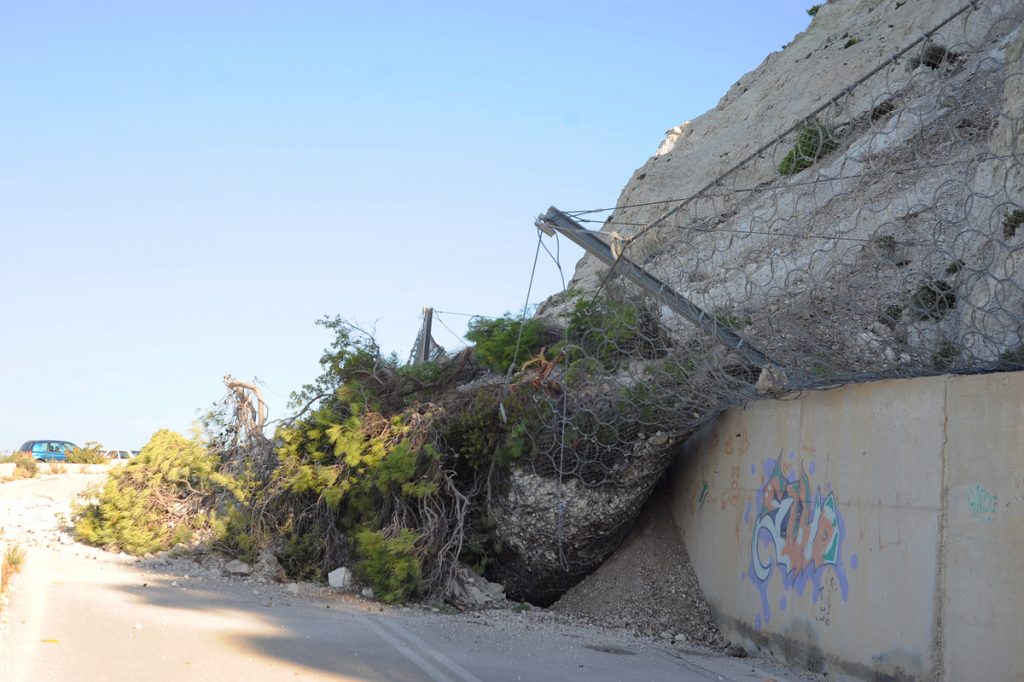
[
  {"xmin": 417, "ymin": 306, "xmax": 434, "ymax": 364},
  {"xmin": 536, "ymin": 206, "xmax": 777, "ymax": 369}
]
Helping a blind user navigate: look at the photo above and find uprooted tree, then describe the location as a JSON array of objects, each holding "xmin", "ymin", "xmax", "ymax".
[{"xmin": 73, "ymin": 294, "xmax": 732, "ymax": 605}]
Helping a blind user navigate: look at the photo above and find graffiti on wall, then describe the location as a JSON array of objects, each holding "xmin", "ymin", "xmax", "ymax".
[
  {"xmin": 698, "ymin": 481, "xmax": 712, "ymax": 510},
  {"xmin": 967, "ymin": 485, "xmax": 998, "ymax": 522},
  {"xmin": 745, "ymin": 453, "xmax": 851, "ymax": 628},
  {"xmin": 720, "ymin": 465, "xmax": 745, "ymax": 511}
]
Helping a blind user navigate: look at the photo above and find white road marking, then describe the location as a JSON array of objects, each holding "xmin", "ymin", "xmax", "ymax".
[
  {"xmin": 352, "ymin": 611, "xmax": 457, "ymax": 682},
  {"xmin": 373, "ymin": 616, "xmax": 484, "ymax": 682}
]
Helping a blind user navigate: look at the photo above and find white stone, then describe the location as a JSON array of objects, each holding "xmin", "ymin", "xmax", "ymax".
[
  {"xmin": 446, "ymin": 564, "xmax": 507, "ymax": 608},
  {"xmin": 327, "ymin": 566, "xmax": 353, "ymax": 589},
  {"xmin": 225, "ymin": 560, "xmax": 252, "ymax": 576}
]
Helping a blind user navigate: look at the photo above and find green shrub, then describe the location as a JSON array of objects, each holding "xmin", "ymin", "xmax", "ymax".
[
  {"xmin": 354, "ymin": 528, "xmax": 422, "ymax": 604},
  {"xmin": 945, "ymin": 260, "xmax": 965, "ymax": 276},
  {"xmin": 617, "ymin": 382, "xmax": 670, "ymax": 432},
  {"xmin": 910, "ymin": 279, "xmax": 956, "ymax": 320},
  {"xmin": 465, "ymin": 315, "xmax": 553, "ymax": 374},
  {"xmin": 806, "ymin": 4, "xmax": 822, "ymax": 16},
  {"xmin": 2, "ymin": 544, "xmax": 26, "ymax": 592},
  {"xmin": 931, "ymin": 341, "xmax": 961, "ymax": 371},
  {"xmin": 73, "ymin": 429, "xmax": 225, "ymax": 555},
  {"xmin": 395, "ymin": 361, "xmax": 444, "ymax": 386},
  {"xmin": 616, "ymin": 357, "xmax": 696, "ymax": 428},
  {"xmin": 1004, "ymin": 208, "xmax": 1024, "ymax": 239},
  {"xmin": 266, "ymin": 311, "xmax": 562, "ymax": 599},
  {"xmin": 274, "ymin": 401, "xmax": 449, "ymax": 582},
  {"xmin": 562, "ymin": 357, "xmax": 605, "ymax": 389},
  {"xmin": 779, "ymin": 120, "xmax": 839, "ymax": 175},
  {"xmin": 879, "ymin": 304, "xmax": 904, "ymax": 328},
  {"xmin": 809, "ymin": 351, "xmax": 836, "ymax": 379},
  {"xmin": 280, "ymin": 408, "xmax": 440, "ymax": 519},
  {"xmin": 566, "ymin": 292, "xmax": 665, "ymax": 370},
  {"xmin": 996, "ymin": 344, "xmax": 1024, "ymax": 370},
  {"xmin": 67, "ymin": 441, "xmax": 107, "ymax": 464},
  {"xmin": 713, "ymin": 308, "xmax": 752, "ymax": 330},
  {"xmin": 0, "ymin": 452, "xmax": 38, "ymax": 479},
  {"xmin": 3, "ymin": 544, "xmax": 25, "ymax": 570},
  {"xmin": 439, "ymin": 383, "xmax": 545, "ymax": 480},
  {"xmin": 289, "ymin": 315, "xmax": 395, "ymax": 412},
  {"xmin": 439, "ymin": 390, "xmax": 503, "ymax": 466},
  {"xmin": 872, "ymin": 236, "xmax": 897, "ymax": 251},
  {"xmin": 278, "ymin": 529, "xmax": 329, "ymax": 582},
  {"xmin": 211, "ymin": 504, "xmax": 256, "ymax": 563}
]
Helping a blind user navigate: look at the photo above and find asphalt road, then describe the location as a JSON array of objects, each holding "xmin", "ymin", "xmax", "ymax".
[{"xmin": 0, "ymin": 474, "xmax": 809, "ymax": 682}]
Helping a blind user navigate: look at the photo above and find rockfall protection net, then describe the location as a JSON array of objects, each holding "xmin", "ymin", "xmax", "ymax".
[{"xmin": 491, "ymin": 1, "xmax": 1024, "ymax": 595}]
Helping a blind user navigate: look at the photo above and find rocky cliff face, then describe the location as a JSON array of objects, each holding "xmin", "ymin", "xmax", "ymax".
[{"xmin": 568, "ymin": 0, "xmax": 1023, "ymax": 378}]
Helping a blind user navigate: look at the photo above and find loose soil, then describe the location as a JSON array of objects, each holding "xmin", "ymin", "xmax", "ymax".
[{"xmin": 552, "ymin": 477, "xmax": 724, "ymax": 648}]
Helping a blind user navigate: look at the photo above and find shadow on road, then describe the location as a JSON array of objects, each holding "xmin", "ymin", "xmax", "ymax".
[
  {"xmin": 106, "ymin": 563, "xmax": 710, "ymax": 682},
  {"xmin": 114, "ymin": 574, "xmax": 411, "ymax": 681}
]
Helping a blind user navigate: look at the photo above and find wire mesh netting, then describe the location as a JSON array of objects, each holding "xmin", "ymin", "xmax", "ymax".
[
  {"xmin": 568, "ymin": 2, "xmax": 1024, "ymax": 385},
  {"xmin": 486, "ymin": 0, "xmax": 1024, "ymax": 600}
]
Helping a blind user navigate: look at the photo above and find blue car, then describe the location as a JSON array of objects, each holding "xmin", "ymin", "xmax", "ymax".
[{"xmin": 17, "ymin": 440, "xmax": 79, "ymax": 463}]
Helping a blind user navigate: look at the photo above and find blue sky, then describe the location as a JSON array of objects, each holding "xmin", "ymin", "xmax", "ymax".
[{"xmin": 1, "ymin": 1, "xmax": 815, "ymax": 450}]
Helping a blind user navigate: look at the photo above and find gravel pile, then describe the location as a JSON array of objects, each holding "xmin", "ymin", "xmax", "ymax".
[{"xmin": 551, "ymin": 480, "xmax": 724, "ymax": 649}]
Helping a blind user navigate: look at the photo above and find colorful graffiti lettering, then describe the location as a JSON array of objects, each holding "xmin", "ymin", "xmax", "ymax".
[
  {"xmin": 967, "ymin": 485, "xmax": 997, "ymax": 522},
  {"xmin": 752, "ymin": 458, "xmax": 840, "ymax": 581},
  {"xmin": 748, "ymin": 453, "xmax": 849, "ymax": 626}
]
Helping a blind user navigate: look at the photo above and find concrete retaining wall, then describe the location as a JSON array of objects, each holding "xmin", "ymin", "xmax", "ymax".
[{"xmin": 670, "ymin": 372, "xmax": 1023, "ymax": 681}]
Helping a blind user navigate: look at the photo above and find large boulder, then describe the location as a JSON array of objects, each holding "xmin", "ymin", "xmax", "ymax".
[{"xmin": 490, "ymin": 431, "xmax": 682, "ymax": 604}]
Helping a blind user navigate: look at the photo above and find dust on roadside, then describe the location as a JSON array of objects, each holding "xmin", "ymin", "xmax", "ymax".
[{"xmin": 0, "ymin": 473, "xmax": 111, "ymax": 633}]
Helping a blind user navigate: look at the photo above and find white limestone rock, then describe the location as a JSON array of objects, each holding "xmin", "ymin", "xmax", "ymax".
[
  {"xmin": 328, "ymin": 566, "xmax": 353, "ymax": 590},
  {"xmin": 225, "ymin": 559, "xmax": 252, "ymax": 576}
]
